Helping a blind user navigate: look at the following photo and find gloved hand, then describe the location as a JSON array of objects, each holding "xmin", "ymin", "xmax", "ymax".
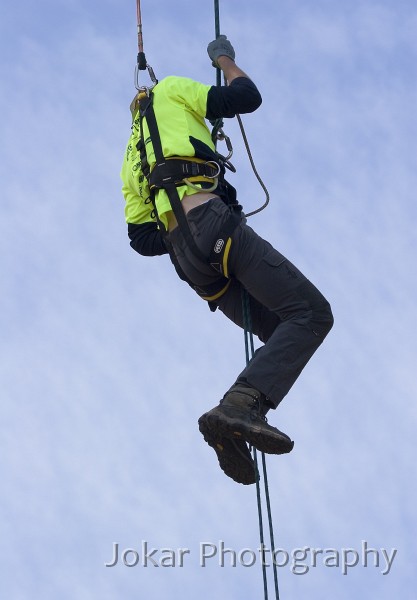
[{"xmin": 207, "ymin": 35, "xmax": 236, "ymax": 67}]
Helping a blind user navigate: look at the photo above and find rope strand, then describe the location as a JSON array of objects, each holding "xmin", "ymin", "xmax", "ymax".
[
  {"xmin": 242, "ymin": 288, "xmax": 281, "ymax": 600},
  {"xmin": 261, "ymin": 452, "xmax": 281, "ymax": 599},
  {"xmin": 236, "ymin": 114, "xmax": 270, "ymax": 217},
  {"xmin": 253, "ymin": 450, "xmax": 269, "ymax": 600},
  {"xmin": 212, "ymin": 0, "xmax": 270, "ymax": 216}
]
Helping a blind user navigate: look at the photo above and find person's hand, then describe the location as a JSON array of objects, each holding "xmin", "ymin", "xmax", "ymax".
[{"xmin": 207, "ymin": 35, "xmax": 235, "ymax": 67}]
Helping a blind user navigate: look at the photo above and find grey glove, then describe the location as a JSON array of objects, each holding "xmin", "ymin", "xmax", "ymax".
[{"xmin": 207, "ymin": 35, "xmax": 235, "ymax": 67}]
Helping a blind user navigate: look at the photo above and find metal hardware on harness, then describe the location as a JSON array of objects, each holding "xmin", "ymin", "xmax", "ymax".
[
  {"xmin": 184, "ymin": 160, "xmax": 221, "ymax": 192},
  {"xmin": 215, "ymin": 128, "xmax": 236, "ymax": 173},
  {"xmin": 216, "ymin": 128, "xmax": 233, "ymax": 160},
  {"xmin": 148, "ymin": 159, "xmax": 221, "ymax": 191},
  {"xmin": 134, "ymin": 62, "xmax": 158, "ymax": 94}
]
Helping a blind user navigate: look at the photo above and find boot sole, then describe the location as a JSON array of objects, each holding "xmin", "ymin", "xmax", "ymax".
[
  {"xmin": 198, "ymin": 418, "xmax": 258, "ymax": 485},
  {"xmin": 200, "ymin": 411, "xmax": 294, "ymax": 455}
]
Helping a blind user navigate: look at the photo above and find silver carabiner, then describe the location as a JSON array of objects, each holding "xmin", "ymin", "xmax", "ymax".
[
  {"xmin": 216, "ymin": 128, "xmax": 233, "ymax": 162},
  {"xmin": 135, "ymin": 63, "xmax": 158, "ymax": 93}
]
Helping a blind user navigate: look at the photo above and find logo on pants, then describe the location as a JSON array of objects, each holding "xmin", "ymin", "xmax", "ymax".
[{"xmin": 214, "ymin": 239, "xmax": 225, "ymax": 253}]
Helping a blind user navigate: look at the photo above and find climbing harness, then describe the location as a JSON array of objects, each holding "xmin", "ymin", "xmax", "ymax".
[
  {"xmin": 132, "ymin": 1, "xmax": 269, "ymax": 310},
  {"xmin": 136, "ymin": 90, "xmax": 242, "ymax": 305},
  {"xmin": 132, "ymin": 0, "xmax": 243, "ymax": 308},
  {"xmin": 148, "ymin": 157, "xmax": 221, "ymax": 194}
]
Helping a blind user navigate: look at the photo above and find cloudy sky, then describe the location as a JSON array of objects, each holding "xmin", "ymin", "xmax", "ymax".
[{"xmin": 1, "ymin": 0, "xmax": 416, "ymax": 598}]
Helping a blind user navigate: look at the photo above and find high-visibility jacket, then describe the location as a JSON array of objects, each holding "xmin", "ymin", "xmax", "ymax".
[
  {"xmin": 121, "ymin": 75, "xmax": 262, "ymax": 256},
  {"xmin": 121, "ymin": 77, "xmax": 215, "ymax": 227}
]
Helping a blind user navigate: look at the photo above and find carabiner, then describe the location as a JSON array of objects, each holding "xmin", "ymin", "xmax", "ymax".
[
  {"xmin": 135, "ymin": 62, "xmax": 158, "ymax": 93},
  {"xmin": 216, "ymin": 128, "xmax": 233, "ymax": 162},
  {"xmin": 183, "ymin": 160, "xmax": 221, "ymax": 192}
]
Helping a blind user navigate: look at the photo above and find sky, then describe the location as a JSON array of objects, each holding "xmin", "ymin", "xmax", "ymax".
[{"xmin": 1, "ymin": 0, "xmax": 416, "ymax": 598}]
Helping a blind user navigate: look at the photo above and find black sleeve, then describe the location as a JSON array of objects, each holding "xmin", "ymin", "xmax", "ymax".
[
  {"xmin": 128, "ymin": 222, "xmax": 168, "ymax": 256},
  {"xmin": 206, "ymin": 77, "xmax": 262, "ymax": 120}
]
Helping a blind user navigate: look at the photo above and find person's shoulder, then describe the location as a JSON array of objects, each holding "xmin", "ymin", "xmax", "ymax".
[
  {"xmin": 153, "ymin": 76, "xmax": 182, "ymax": 96},
  {"xmin": 156, "ymin": 75, "xmax": 205, "ymax": 92},
  {"xmin": 154, "ymin": 76, "xmax": 211, "ymax": 109}
]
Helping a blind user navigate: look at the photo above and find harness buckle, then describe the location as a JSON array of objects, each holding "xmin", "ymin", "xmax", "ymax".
[
  {"xmin": 183, "ymin": 160, "xmax": 220, "ymax": 192},
  {"xmin": 205, "ymin": 160, "xmax": 221, "ymax": 179}
]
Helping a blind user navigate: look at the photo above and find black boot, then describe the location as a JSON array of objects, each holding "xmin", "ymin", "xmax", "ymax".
[
  {"xmin": 198, "ymin": 421, "xmax": 259, "ymax": 485},
  {"xmin": 198, "ymin": 385, "xmax": 294, "ymax": 455}
]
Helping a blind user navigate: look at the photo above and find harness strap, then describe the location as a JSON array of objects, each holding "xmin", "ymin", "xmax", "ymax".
[
  {"xmin": 139, "ymin": 95, "xmax": 209, "ymax": 265},
  {"xmin": 149, "ymin": 157, "xmax": 220, "ymax": 190},
  {"xmin": 138, "ymin": 92, "xmax": 241, "ymax": 306}
]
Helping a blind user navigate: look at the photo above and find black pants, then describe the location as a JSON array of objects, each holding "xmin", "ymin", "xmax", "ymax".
[{"xmin": 167, "ymin": 198, "xmax": 334, "ymax": 408}]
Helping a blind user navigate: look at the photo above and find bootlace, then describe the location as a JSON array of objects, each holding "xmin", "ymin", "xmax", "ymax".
[{"xmin": 250, "ymin": 398, "xmax": 269, "ymax": 423}]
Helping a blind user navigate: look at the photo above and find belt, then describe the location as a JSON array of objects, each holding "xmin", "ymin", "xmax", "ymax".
[{"xmin": 149, "ymin": 157, "xmax": 221, "ymax": 192}]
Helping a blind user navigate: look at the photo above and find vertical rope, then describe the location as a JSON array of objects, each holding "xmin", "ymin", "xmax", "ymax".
[
  {"xmin": 213, "ymin": 0, "xmax": 221, "ymax": 87},
  {"xmin": 261, "ymin": 453, "xmax": 280, "ymax": 599},
  {"xmin": 242, "ymin": 291, "xmax": 269, "ymax": 599},
  {"xmin": 242, "ymin": 288, "xmax": 281, "ymax": 600},
  {"xmin": 212, "ymin": 2, "xmax": 280, "ymax": 595},
  {"xmin": 253, "ymin": 450, "xmax": 269, "ymax": 600},
  {"xmin": 211, "ymin": 0, "xmax": 224, "ymax": 144}
]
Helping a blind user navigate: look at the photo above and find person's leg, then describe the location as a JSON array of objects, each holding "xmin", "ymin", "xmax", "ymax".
[
  {"xmin": 216, "ymin": 277, "xmax": 282, "ymax": 344},
  {"xmin": 170, "ymin": 198, "xmax": 333, "ymax": 408},
  {"xmin": 217, "ymin": 219, "xmax": 333, "ymax": 408},
  {"xmin": 192, "ymin": 202, "xmax": 333, "ymax": 454},
  {"xmin": 166, "ymin": 203, "xmax": 259, "ymax": 484},
  {"xmin": 168, "ymin": 198, "xmax": 333, "ymax": 456}
]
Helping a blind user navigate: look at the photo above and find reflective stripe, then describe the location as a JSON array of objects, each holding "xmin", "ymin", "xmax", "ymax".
[
  {"xmin": 200, "ymin": 279, "xmax": 231, "ymax": 302},
  {"xmin": 222, "ymin": 237, "xmax": 232, "ymax": 278},
  {"xmin": 150, "ymin": 175, "xmax": 215, "ymax": 190}
]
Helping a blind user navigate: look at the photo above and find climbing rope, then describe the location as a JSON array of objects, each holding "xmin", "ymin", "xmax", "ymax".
[
  {"xmin": 134, "ymin": 0, "xmax": 157, "ymax": 91},
  {"xmin": 210, "ymin": 0, "xmax": 280, "ymax": 592},
  {"xmin": 242, "ymin": 289, "xmax": 281, "ymax": 600},
  {"xmin": 212, "ymin": 0, "xmax": 269, "ymax": 218},
  {"xmin": 236, "ymin": 114, "xmax": 270, "ymax": 217}
]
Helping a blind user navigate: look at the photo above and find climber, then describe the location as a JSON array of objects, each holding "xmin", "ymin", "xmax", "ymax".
[{"xmin": 121, "ymin": 35, "xmax": 334, "ymax": 485}]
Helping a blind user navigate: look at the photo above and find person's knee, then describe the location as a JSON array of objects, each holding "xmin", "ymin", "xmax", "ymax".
[
  {"xmin": 295, "ymin": 280, "xmax": 334, "ymax": 339},
  {"xmin": 312, "ymin": 299, "xmax": 334, "ymax": 340}
]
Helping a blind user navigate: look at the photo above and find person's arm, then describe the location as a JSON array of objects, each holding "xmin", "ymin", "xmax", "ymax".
[
  {"xmin": 206, "ymin": 76, "xmax": 262, "ymax": 120},
  {"xmin": 121, "ymin": 160, "xmax": 168, "ymax": 257},
  {"xmin": 216, "ymin": 55, "xmax": 250, "ymax": 84},
  {"xmin": 205, "ymin": 37, "xmax": 262, "ymax": 120},
  {"xmin": 128, "ymin": 222, "xmax": 168, "ymax": 256}
]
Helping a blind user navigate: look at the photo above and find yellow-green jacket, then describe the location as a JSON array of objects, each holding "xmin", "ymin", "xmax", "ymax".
[{"xmin": 121, "ymin": 75, "xmax": 262, "ymax": 256}]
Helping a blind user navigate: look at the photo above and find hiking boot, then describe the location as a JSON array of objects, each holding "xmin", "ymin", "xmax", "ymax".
[
  {"xmin": 199, "ymin": 418, "xmax": 258, "ymax": 485},
  {"xmin": 198, "ymin": 385, "xmax": 294, "ymax": 455}
]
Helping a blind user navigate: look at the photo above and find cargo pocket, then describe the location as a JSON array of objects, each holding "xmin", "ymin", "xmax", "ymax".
[{"xmin": 262, "ymin": 249, "xmax": 288, "ymax": 269}]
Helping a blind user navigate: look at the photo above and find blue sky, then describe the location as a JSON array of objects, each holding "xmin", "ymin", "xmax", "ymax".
[{"xmin": 1, "ymin": 1, "xmax": 416, "ymax": 598}]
